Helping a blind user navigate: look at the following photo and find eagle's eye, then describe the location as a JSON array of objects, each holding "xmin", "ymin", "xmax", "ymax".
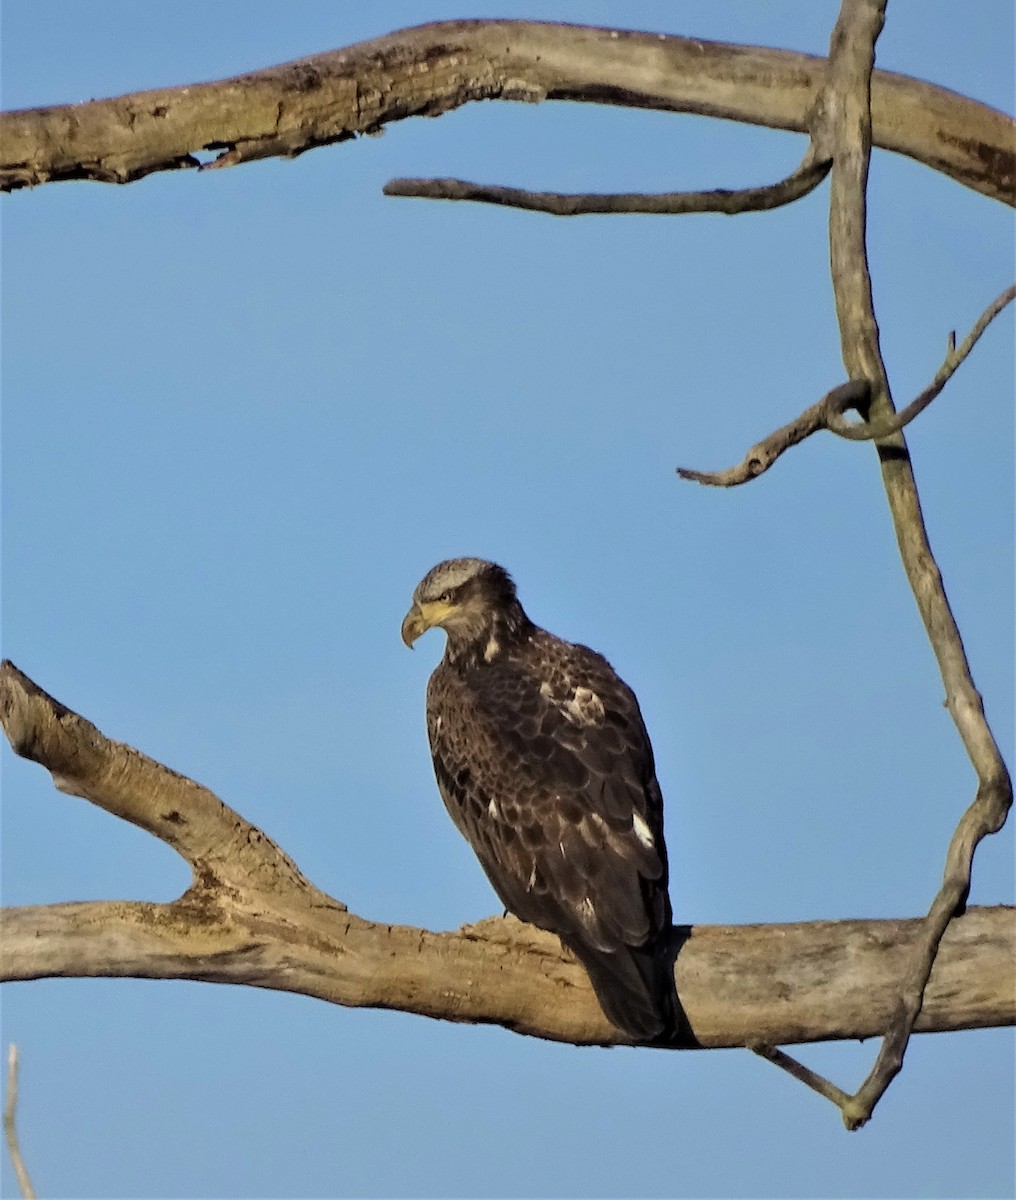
[{"xmin": 438, "ymin": 590, "xmax": 453, "ymax": 604}]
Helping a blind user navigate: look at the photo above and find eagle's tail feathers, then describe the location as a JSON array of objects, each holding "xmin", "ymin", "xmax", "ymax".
[{"xmin": 567, "ymin": 938, "xmax": 679, "ymax": 1044}]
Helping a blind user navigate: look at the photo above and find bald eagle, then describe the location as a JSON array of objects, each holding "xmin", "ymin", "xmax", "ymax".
[{"xmin": 402, "ymin": 557, "xmax": 677, "ymax": 1042}]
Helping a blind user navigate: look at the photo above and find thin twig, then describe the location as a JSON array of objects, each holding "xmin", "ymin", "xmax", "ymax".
[
  {"xmin": 3, "ymin": 1046, "xmax": 36, "ymax": 1200},
  {"xmin": 677, "ymin": 280, "xmax": 1013, "ymax": 487},
  {"xmin": 384, "ymin": 149, "xmax": 831, "ymax": 216},
  {"xmin": 826, "ymin": 283, "xmax": 1016, "ymax": 439},
  {"xmin": 742, "ymin": 0, "xmax": 1014, "ymax": 1133},
  {"xmin": 676, "ymin": 380, "xmax": 870, "ymax": 486},
  {"xmin": 749, "ymin": 1044, "xmax": 853, "ymax": 1111}
]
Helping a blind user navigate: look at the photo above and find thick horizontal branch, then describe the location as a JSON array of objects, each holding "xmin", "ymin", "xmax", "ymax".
[
  {"xmin": 2, "ymin": 659, "xmax": 1014, "ymax": 1050},
  {"xmin": 2, "ymin": 21, "xmax": 1013, "ymax": 204},
  {"xmin": 382, "ymin": 148, "xmax": 831, "ymax": 216},
  {"xmin": 2, "ymin": 900, "xmax": 1012, "ymax": 1049}
]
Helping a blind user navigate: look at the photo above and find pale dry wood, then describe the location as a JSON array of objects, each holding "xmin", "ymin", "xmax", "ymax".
[
  {"xmin": 2, "ymin": 660, "xmax": 1013, "ymax": 1049},
  {"xmin": 3, "ymin": 1046, "xmax": 36, "ymax": 1200},
  {"xmin": 2, "ymin": 22, "xmax": 1013, "ymax": 204},
  {"xmin": 825, "ymin": 283, "xmax": 1016, "ymax": 441},
  {"xmin": 676, "ymin": 283, "xmax": 1015, "ymax": 486},
  {"xmin": 2, "ymin": 11, "xmax": 1012, "ymax": 1128},
  {"xmin": 0, "ymin": 663, "xmax": 322, "ymax": 906},
  {"xmin": 749, "ymin": 1044, "xmax": 853, "ymax": 1111},
  {"xmin": 3, "ymin": 902, "xmax": 1012, "ymax": 1049},
  {"xmin": 677, "ymin": 380, "xmax": 871, "ymax": 487},
  {"xmin": 794, "ymin": 0, "xmax": 1012, "ymax": 1131}
]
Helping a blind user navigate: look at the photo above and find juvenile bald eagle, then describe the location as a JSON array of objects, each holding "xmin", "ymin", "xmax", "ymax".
[{"xmin": 402, "ymin": 557, "xmax": 677, "ymax": 1042}]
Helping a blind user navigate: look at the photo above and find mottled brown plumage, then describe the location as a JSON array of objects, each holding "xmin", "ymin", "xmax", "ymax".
[{"xmin": 402, "ymin": 557, "xmax": 677, "ymax": 1041}]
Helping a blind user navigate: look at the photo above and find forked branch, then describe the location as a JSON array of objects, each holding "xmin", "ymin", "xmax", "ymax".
[
  {"xmin": 676, "ymin": 380, "xmax": 872, "ymax": 486},
  {"xmin": 737, "ymin": 0, "xmax": 1013, "ymax": 1131},
  {"xmin": 2, "ymin": 660, "xmax": 1013, "ymax": 1051},
  {"xmin": 676, "ymin": 284, "xmax": 1014, "ymax": 486},
  {"xmin": 825, "ymin": 283, "xmax": 1016, "ymax": 440},
  {"xmin": 1, "ymin": 4, "xmax": 1012, "ymax": 1138}
]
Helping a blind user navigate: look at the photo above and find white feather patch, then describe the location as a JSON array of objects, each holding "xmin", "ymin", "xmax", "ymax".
[
  {"xmin": 632, "ymin": 811, "xmax": 654, "ymax": 848},
  {"xmin": 564, "ymin": 686, "xmax": 605, "ymax": 726},
  {"xmin": 483, "ymin": 635, "xmax": 500, "ymax": 662},
  {"xmin": 487, "ymin": 797, "xmax": 500, "ymax": 819}
]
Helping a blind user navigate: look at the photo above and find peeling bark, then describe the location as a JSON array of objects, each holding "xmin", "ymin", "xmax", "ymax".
[{"xmin": 2, "ymin": 21, "xmax": 1013, "ymax": 204}]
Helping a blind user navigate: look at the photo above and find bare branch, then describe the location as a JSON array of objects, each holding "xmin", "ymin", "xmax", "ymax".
[
  {"xmin": 3, "ymin": 895, "xmax": 1012, "ymax": 1050},
  {"xmin": 813, "ymin": 0, "xmax": 1012, "ymax": 1131},
  {"xmin": 0, "ymin": 661, "xmax": 327, "ymax": 904},
  {"xmin": 2, "ymin": 661, "xmax": 1013, "ymax": 1049},
  {"xmin": 676, "ymin": 380, "xmax": 870, "ymax": 486},
  {"xmin": 677, "ymin": 280, "xmax": 1013, "ymax": 486},
  {"xmin": 3, "ymin": 1046, "xmax": 36, "ymax": 1200},
  {"xmin": 695, "ymin": 0, "xmax": 1015, "ymax": 1131},
  {"xmin": 749, "ymin": 1044, "xmax": 853, "ymax": 1112},
  {"xmin": 2, "ymin": 22, "xmax": 1012, "ymax": 204},
  {"xmin": 826, "ymin": 283, "xmax": 1016, "ymax": 440},
  {"xmin": 383, "ymin": 148, "xmax": 831, "ymax": 216}
]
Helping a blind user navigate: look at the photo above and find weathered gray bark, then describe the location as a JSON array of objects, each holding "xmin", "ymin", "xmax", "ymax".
[
  {"xmin": 2, "ymin": 6, "xmax": 1012, "ymax": 1134},
  {"xmin": 1, "ymin": 661, "xmax": 1013, "ymax": 1049},
  {"xmin": 810, "ymin": 0, "xmax": 1011, "ymax": 1127},
  {"xmin": 4, "ymin": 901, "xmax": 1013, "ymax": 1050},
  {"xmin": 1, "ymin": 21, "xmax": 1013, "ymax": 204}
]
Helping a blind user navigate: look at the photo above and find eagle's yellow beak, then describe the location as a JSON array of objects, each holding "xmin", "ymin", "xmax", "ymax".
[
  {"xmin": 401, "ymin": 604, "xmax": 428, "ymax": 648},
  {"xmin": 401, "ymin": 599, "xmax": 456, "ymax": 648}
]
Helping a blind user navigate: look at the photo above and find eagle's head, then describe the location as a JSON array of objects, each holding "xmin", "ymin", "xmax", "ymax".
[{"xmin": 401, "ymin": 557, "xmax": 527, "ymax": 659}]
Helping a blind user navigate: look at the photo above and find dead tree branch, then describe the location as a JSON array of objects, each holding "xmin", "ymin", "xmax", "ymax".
[
  {"xmin": 676, "ymin": 283, "xmax": 1014, "ymax": 485},
  {"xmin": 383, "ymin": 146, "xmax": 831, "ymax": 216},
  {"xmin": 2, "ymin": 660, "xmax": 1013, "ymax": 1049},
  {"xmin": 3, "ymin": 1046, "xmax": 35, "ymax": 1200},
  {"xmin": 1, "ymin": 22, "xmax": 1013, "ymax": 204},
  {"xmin": 825, "ymin": 283, "xmax": 1016, "ymax": 440},
  {"xmin": 749, "ymin": 1044, "xmax": 853, "ymax": 1113},
  {"xmin": 723, "ymin": 0, "xmax": 1013, "ymax": 1132},
  {"xmin": 676, "ymin": 380, "xmax": 872, "ymax": 486},
  {"xmin": 2, "ymin": 10, "xmax": 1011, "ymax": 1140}
]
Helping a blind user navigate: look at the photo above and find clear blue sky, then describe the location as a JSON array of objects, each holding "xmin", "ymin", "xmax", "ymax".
[{"xmin": 2, "ymin": 3, "xmax": 1013, "ymax": 1197}]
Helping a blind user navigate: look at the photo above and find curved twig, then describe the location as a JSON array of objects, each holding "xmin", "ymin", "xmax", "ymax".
[
  {"xmin": 1, "ymin": 22, "xmax": 1012, "ymax": 204},
  {"xmin": 3, "ymin": 1046, "xmax": 35, "ymax": 1200},
  {"xmin": 826, "ymin": 283, "xmax": 1016, "ymax": 440},
  {"xmin": 746, "ymin": 0, "xmax": 1013, "ymax": 1133},
  {"xmin": 677, "ymin": 279, "xmax": 1012, "ymax": 487},
  {"xmin": 676, "ymin": 380, "xmax": 871, "ymax": 487},
  {"xmin": 383, "ymin": 148, "xmax": 831, "ymax": 216},
  {"xmin": 749, "ymin": 1043, "xmax": 853, "ymax": 1112}
]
